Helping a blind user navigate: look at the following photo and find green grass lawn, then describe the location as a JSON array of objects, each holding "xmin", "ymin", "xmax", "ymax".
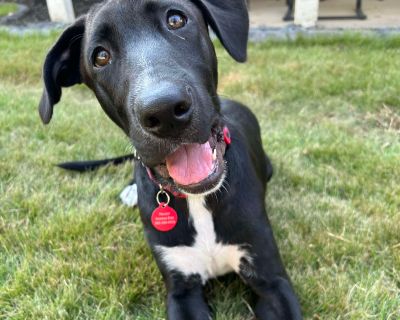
[
  {"xmin": 0, "ymin": 30, "xmax": 399, "ymax": 319},
  {"xmin": 0, "ymin": 3, "xmax": 18, "ymax": 18}
]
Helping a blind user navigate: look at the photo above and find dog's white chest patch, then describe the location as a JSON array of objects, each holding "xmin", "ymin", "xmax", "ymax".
[{"xmin": 156, "ymin": 196, "xmax": 248, "ymax": 282}]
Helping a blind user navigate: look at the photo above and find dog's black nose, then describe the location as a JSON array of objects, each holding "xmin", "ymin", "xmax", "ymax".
[{"xmin": 137, "ymin": 84, "xmax": 193, "ymax": 137}]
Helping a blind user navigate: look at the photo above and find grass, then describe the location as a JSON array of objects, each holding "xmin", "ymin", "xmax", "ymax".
[
  {"xmin": 0, "ymin": 30, "xmax": 399, "ymax": 319},
  {"xmin": 0, "ymin": 3, "xmax": 18, "ymax": 18}
]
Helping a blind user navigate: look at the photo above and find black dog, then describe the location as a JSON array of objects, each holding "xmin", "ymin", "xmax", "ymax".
[{"xmin": 39, "ymin": 0, "xmax": 302, "ymax": 318}]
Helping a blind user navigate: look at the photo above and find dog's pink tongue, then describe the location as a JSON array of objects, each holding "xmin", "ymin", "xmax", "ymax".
[{"xmin": 166, "ymin": 142, "xmax": 213, "ymax": 186}]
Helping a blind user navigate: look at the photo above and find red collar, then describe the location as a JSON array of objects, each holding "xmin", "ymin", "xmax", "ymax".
[{"xmin": 146, "ymin": 126, "xmax": 231, "ymax": 199}]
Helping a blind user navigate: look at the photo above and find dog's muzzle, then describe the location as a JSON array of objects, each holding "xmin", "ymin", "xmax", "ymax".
[{"xmin": 144, "ymin": 125, "xmax": 231, "ymax": 195}]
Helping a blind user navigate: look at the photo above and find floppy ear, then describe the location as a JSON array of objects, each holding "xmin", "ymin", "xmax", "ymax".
[
  {"xmin": 194, "ymin": 0, "xmax": 249, "ymax": 62},
  {"xmin": 39, "ymin": 16, "xmax": 86, "ymax": 124}
]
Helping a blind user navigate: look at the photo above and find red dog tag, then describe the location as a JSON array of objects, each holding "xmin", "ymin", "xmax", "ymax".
[{"xmin": 151, "ymin": 202, "xmax": 178, "ymax": 232}]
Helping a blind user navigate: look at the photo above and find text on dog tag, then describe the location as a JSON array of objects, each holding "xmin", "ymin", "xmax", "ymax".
[{"xmin": 151, "ymin": 203, "xmax": 178, "ymax": 232}]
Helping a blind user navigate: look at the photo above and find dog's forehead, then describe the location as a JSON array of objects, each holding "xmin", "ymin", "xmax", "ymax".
[{"xmin": 86, "ymin": 0, "xmax": 201, "ymax": 32}]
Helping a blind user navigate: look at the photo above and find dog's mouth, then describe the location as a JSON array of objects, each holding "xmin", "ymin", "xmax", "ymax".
[{"xmin": 149, "ymin": 124, "xmax": 228, "ymax": 194}]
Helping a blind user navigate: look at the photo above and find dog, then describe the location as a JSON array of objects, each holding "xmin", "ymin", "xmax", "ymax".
[{"xmin": 38, "ymin": 0, "xmax": 302, "ymax": 318}]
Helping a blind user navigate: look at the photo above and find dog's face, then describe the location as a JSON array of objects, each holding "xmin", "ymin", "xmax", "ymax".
[{"xmin": 39, "ymin": 0, "xmax": 248, "ymax": 194}]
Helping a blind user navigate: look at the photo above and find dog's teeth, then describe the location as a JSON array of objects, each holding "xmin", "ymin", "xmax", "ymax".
[{"xmin": 213, "ymin": 148, "xmax": 217, "ymax": 161}]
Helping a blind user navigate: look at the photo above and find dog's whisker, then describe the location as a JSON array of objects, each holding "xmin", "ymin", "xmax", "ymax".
[
  {"xmin": 172, "ymin": 33, "xmax": 186, "ymax": 41},
  {"xmin": 69, "ymin": 34, "xmax": 84, "ymax": 46}
]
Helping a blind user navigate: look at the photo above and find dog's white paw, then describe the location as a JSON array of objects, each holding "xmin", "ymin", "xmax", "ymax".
[{"xmin": 120, "ymin": 183, "xmax": 138, "ymax": 207}]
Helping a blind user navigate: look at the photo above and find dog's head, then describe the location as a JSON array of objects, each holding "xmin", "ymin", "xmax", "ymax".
[{"xmin": 39, "ymin": 0, "xmax": 249, "ymax": 194}]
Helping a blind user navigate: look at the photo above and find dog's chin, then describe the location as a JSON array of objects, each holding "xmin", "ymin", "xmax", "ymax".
[{"xmin": 149, "ymin": 125, "xmax": 227, "ymax": 195}]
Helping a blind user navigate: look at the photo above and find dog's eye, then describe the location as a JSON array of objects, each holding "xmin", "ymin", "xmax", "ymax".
[
  {"xmin": 93, "ymin": 48, "xmax": 111, "ymax": 68},
  {"xmin": 167, "ymin": 11, "xmax": 187, "ymax": 30}
]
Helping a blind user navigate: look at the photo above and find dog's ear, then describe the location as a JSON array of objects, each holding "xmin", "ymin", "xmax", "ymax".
[
  {"xmin": 39, "ymin": 16, "xmax": 86, "ymax": 124},
  {"xmin": 195, "ymin": 0, "xmax": 249, "ymax": 62}
]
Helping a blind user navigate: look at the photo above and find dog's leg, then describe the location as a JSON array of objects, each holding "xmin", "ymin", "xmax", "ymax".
[
  {"xmin": 166, "ymin": 274, "xmax": 210, "ymax": 320},
  {"xmin": 239, "ymin": 266, "xmax": 302, "ymax": 320}
]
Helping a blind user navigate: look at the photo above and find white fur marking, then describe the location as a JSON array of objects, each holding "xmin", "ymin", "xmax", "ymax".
[
  {"xmin": 157, "ymin": 196, "xmax": 249, "ymax": 282},
  {"xmin": 120, "ymin": 183, "xmax": 138, "ymax": 207}
]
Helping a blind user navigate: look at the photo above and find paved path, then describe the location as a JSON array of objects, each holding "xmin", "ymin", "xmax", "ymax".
[{"xmin": 250, "ymin": 0, "xmax": 400, "ymax": 29}]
